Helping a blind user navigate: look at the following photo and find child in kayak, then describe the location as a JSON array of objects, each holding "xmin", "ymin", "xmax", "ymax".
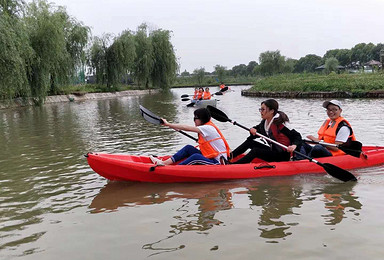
[
  {"xmin": 150, "ymin": 108, "xmax": 230, "ymax": 165},
  {"xmin": 231, "ymin": 99, "xmax": 302, "ymax": 164}
]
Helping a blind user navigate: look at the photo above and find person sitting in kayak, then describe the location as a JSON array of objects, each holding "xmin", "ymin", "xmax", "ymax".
[
  {"xmin": 192, "ymin": 87, "xmax": 199, "ymax": 101},
  {"xmin": 219, "ymin": 83, "xmax": 226, "ymax": 90},
  {"xmin": 203, "ymin": 87, "xmax": 212, "ymax": 100},
  {"xmin": 302, "ymin": 100, "xmax": 356, "ymax": 158},
  {"xmin": 149, "ymin": 108, "xmax": 230, "ymax": 166},
  {"xmin": 230, "ymin": 99, "xmax": 302, "ymax": 164},
  {"xmin": 197, "ymin": 87, "xmax": 204, "ymax": 100}
]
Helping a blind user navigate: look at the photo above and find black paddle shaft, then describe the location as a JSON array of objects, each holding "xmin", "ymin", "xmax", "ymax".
[
  {"xmin": 139, "ymin": 105, "xmax": 198, "ymax": 142},
  {"xmin": 206, "ymin": 105, "xmax": 357, "ymax": 182}
]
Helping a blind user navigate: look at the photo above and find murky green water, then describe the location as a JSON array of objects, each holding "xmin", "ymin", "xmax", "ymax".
[{"xmin": 1, "ymin": 86, "xmax": 384, "ymax": 259}]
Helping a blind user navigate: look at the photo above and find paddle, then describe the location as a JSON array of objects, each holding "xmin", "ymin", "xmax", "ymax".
[
  {"xmin": 139, "ymin": 105, "xmax": 198, "ymax": 142},
  {"xmin": 219, "ymin": 86, "xmax": 228, "ymax": 92},
  {"xmin": 304, "ymin": 139, "xmax": 362, "ymax": 158},
  {"xmin": 206, "ymin": 105, "xmax": 357, "ymax": 182}
]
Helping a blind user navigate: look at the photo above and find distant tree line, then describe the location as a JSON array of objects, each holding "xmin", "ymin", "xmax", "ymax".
[
  {"xmin": 0, "ymin": 0, "xmax": 178, "ymax": 104},
  {"xmin": 180, "ymin": 42, "xmax": 384, "ymax": 81}
]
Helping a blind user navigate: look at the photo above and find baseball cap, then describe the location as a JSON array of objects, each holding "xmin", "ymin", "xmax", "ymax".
[{"xmin": 323, "ymin": 100, "xmax": 342, "ymax": 109}]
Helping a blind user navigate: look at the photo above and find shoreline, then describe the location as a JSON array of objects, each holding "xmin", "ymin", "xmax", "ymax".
[{"xmin": 0, "ymin": 89, "xmax": 158, "ymax": 110}]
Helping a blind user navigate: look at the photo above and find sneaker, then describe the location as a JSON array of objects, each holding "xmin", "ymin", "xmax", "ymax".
[{"xmin": 149, "ymin": 155, "xmax": 165, "ymax": 166}]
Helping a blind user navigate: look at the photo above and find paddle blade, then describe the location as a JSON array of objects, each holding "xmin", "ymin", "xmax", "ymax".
[
  {"xmin": 181, "ymin": 98, "xmax": 190, "ymax": 101},
  {"xmin": 139, "ymin": 105, "xmax": 163, "ymax": 125},
  {"xmin": 214, "ymin": 91, "xmax": 223, "ymax": 95},
  {"xmin": 181, "ymin": 94, "xmax": 189, "ymax": 98},
  {"xmin": 207, "ymin": 105, "xmax": 230, "ymax": 122},
  {"xmin": 220, "ymin": 86, "xmax": 228, "ymax": 92},
  {"xmin": 339, "ymin": 141, "xmax": 363, "ymax": 158},
  {"xmin": 322, "ymin": 163, "xmax": 357, "ymax": 182}
]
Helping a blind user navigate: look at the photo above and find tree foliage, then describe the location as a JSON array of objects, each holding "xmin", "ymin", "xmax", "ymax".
[
  {"xmin": 324, "ymin": 57, "xmax": 339, "ymax": 74},
  {"xmin": 150, "ymin": 29, "xmax": 178, "ymax": 89},
  {"xmin": 214, "ymin": 65, "xmax": 226, "ymax": 83},
  {"xmin": 133, "ymin": 24, "xmax": 153, "ymax": 88},
  {"xmin": 294, "ymin": 54, "xmax": 322, "ymax": 73},
  {"xmin": 258, "ymin": 50, "xmax": 286, "ymax": 76},
  {"xmin": 193, "ymin": 67, "xmax": 206, "ymax": 86},
  {"xmin": 106, "ymin": 31, "xmax": 135, "ymax": 88},
  {"xmin": 0, "ymin": 11, "xmax": 32, "ymax": 99},
  {"xmin": 88, "ymin": 34, "xmax": 110, "ymax": 85},
  {"xmin": 24, "ymin": 1, "xmax": 89, "ymax": 104}
]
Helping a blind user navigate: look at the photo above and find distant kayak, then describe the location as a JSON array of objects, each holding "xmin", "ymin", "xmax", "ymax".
[
  {"xmin": 86, "ymin": 146, "xmax": 384, "ymax": 183},
  {"xmin": 187, "ymin": 99, "xmax": 217, "ymax": 108}
]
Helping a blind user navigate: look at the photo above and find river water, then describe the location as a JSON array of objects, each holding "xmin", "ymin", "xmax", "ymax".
[{"xmin": 1, "ymin": 86, "xmax": 384, "ymax": 259}]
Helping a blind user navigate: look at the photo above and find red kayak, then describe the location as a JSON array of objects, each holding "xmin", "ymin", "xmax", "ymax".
[{"xmin": 86, "ymin": 146, "xmax": 384, "ymax": 183}]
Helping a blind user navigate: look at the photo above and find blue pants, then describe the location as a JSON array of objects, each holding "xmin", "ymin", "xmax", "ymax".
[
  {"xmin": 171, "ymin": 145, "xmax": 220, "ymax": 165},
  {"xmin": 300, "ymin": 143, "xmax": 332, "ymax": 158}
]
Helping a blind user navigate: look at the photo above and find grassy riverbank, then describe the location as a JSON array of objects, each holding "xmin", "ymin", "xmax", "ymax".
[
  {"xmin": 248, "ymin": 73, "xmax": 384, "ymax": 93},
  {"xmin": 57, "ymin": 84, "xmax": 139, "ymax": 95}
]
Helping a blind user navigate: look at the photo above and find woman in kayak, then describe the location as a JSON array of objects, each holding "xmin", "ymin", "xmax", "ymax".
[
  {"xmin": 302, "ymin": 100, "xmax": 356, "ymax": 158},
  {"xmin": 231, "ymin": 99, "xmax": 302, "ymax": 164},
  {"xmin": 150, "ymin": 108, "xmax": 230, "ymax": 166},
  {"xmin": 202, "ymin": 87, "xmax": 212, "ymax": 100}
]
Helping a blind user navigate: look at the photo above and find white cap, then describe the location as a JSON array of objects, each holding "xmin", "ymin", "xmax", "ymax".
[{"xmin": 323, "ymin": 100, "xmax": 342, "ymax": 109}]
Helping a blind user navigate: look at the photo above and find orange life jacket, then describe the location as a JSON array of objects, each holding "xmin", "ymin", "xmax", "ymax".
[
  {"xmin": 203, "ymin": 91, "xmax": 211, "ymax": 100},
  {"xmin": 269, "ymin": 123, "xmax": 291, "ymax": 150},
  {"xmin": 220, "ymin": 84, "xmax": 225, "ymax": 89},
  {"xmin": 193, "ymin": 90, "xmax": 198, "ymax": 99},
  {"xmin": 198, "ymin": 121, "xmax": 230, "ymax": 159},
  {"xmin": 317, "ymin": 117, "xmax": 356, "ymax": 156},
  {"xmin": 197, "ymin": 91, "xmax": 203, "ymax": 99}
]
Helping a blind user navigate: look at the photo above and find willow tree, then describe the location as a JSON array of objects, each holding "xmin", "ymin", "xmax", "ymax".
[
  {"xmin": 63, "ymin": 16, "xmax": 90, "ymax": 87},
  {"xmin": 106, "ymin": 30, "xmax": 136, "ymax": 88},
  {"xmin": 150, "ymin": 29, "xmax": 178, "ymax": 89},
  {"xmin": 0, "ymin": 3, "xmax": 33, "ymax": 100},
  {"xmin": 324, "ymin": 57, "xmax": 339, "ymax": 74},
  {"xmin": 88, "ymin": 34, "xmax": 111, "ymax": 86},
  {"xmin": 0, "ymin": 0, "xmax": 24, "ymax": 16},
  {"xmin": 193, "ymin": 67, "xmax": 205, "ymax": 86},
  {"xmin": 258, "ymin": 50, "xmax": 285, "ymax": 76},
  {"xmin": 214, "ymin": 65, "xmax": 226, "ymax": 83},
  {"xmin": 24, "ymin": 0, "xmax": 89, "ymax": 104},
  {"xmin": 133, "ymin": 24, "xmax": 153, "ymax": 88}
]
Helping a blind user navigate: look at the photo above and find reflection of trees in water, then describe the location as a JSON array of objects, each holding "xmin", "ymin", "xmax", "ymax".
[
  {"xmin": 320, "ymin": 182, "xmax": 361, "ymax": 225},
  {"xmin": 247, "ymin": 183, "xmax": 303, "ymax": 240}
]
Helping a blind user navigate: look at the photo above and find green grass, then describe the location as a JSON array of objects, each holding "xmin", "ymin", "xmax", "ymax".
[
  {"xmin": 249, "ymin": 72, "xmax": 384, "ymax": 93},
  {"xmin": 56, "ymin": 83, "xmax": 139, "ymax": 95}
]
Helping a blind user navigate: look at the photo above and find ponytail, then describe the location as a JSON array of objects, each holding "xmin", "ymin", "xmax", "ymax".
[{"xmin": 273, "ymin": 111, "xmax": 289, "ymax": 125}]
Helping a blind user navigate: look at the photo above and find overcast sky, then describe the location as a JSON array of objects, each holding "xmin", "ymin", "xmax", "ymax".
[{"xmin": 50, "ymin": 0, "xmax": 384, "ymax": 72}]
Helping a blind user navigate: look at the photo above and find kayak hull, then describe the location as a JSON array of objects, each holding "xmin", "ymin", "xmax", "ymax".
[
  {"xmin": 188, "ymin": 99, "xmax": 217, "ymax": 108},
  {"xmin": 86, "ymin": 146, "xmax": 384, "ymax": 183}
]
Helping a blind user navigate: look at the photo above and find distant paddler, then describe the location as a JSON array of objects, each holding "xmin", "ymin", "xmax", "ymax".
[{"xmin": 203, "ymin": 87, "xmax": 212, "ymax": 100}]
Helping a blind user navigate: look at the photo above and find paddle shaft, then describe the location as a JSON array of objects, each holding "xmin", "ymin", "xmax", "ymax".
[
  {"xmin": 205, "ymin": 105, "xmax": 357, "ymax": 182},
  {"xmin": 176, "ymin": 130, "xmax": 198, "ymax": 142},
  {"xmin": 231, "ymin": 120, "xmax": 327, "ymax": 165},
  {"xmin": 140, "ymin": 105, "xmax": 198, "ymax": 142},
  {"xmin": 304, "ymin": 139, "xmax": 363, "ymax": 158}
]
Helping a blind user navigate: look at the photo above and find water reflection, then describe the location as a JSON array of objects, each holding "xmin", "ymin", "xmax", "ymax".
[
  {"xmin": 247, "ymin": 179, "xmax": 303, "ymax": 240},
  {"xmin": 89, "ymin": 176, "xmax": 362, "ymax": 254},
  {"xmin": 1, "ymin": 86, "xmax": 383, "ymax": 258},
  {"xmin": 320, "ymin": 182, "xmax": 361, "ymax": 225}
]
